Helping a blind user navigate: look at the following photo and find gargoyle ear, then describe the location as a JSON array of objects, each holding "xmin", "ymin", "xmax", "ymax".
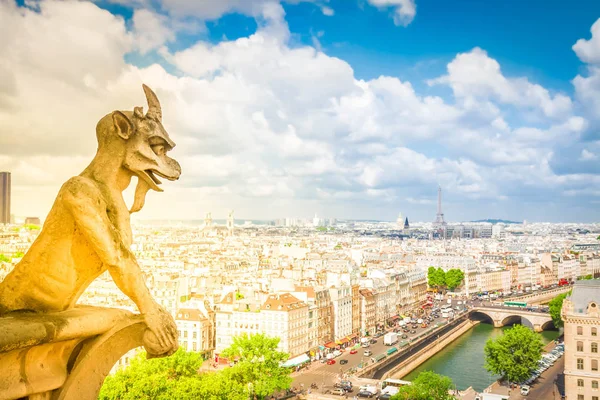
[{"xmin": 112, "ymin": 111, "xmax": 133, "ymax": 140}]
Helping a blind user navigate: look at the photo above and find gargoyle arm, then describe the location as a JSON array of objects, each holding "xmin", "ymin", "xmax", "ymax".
[{"xmin": 61, "ymin": 177, "xmax": 156, "ymax": 314}]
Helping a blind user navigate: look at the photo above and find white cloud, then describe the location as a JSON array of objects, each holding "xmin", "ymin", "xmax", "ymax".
[
  {"xmin": 430, "ymin": 47, "xmax": 572, "ymax": 119},
  {"xmin": 367, "ymin": 0, "xmax": 416, "ymax": 27},
  {"xmin": 0, "ymin": 0, "xmax": 597, "ymax": 222},
  {"xmin": 321, "ymin": 6, "xmax": 334, "ymax": 16},
  {"xmin": 131, "ymin": 9, "xmax": 175, "ymax": 54},
  {"xmin": 573, "ymin": 19, "xmax": 600, "ymax": 123},
  {"xmin": 580, "ymin": 149, "xmax": 598, "ymax": 161},
  {"xmin": 573, "ymin": 19, "xmax": 600, "ymax": 65}
]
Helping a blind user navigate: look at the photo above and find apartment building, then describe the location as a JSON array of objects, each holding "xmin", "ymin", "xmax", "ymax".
[
  {"xmin": 562, "ymin": 280, "xmax": 600, "ymax": 400},
  {"xmin": 329, "ymin": 285, "xmax": 353, "ymax": 340},
  {"xmin": 359, "ymin": 288, "xmax": 376, "ymax": 336},
  {"xmin": 476, "ymin": 268, "xmax": 511, "ymax": 293},
  {"xmin": 315, "ymin": 287, "xmax": 334, "ymax": 344},
  {"xmin": 351, "ymin": 284, "xmax": 361, "ymax": 335},
  {"xmin": 175, "ymin": 306, "xmax": 213, "ymax": 355},
  {"xmin": 580, "ymin": 254, "xmax": 600, "ymax": 278}
]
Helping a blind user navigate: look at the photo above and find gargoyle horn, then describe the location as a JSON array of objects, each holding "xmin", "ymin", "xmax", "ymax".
[{"xmin": 142, "ymin": 84, "xmax": 162, "ymax": 122}]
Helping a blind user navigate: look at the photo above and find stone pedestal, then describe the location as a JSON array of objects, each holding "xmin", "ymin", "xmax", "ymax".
[{"xmin": 0, "ymin": 306, "xmax": 151, "ymax": 400}]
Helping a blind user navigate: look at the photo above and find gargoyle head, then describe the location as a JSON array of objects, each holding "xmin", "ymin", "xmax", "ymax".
[{"xmin": 96, "ymin": 84, "xmax": 181, "ymax": 213}]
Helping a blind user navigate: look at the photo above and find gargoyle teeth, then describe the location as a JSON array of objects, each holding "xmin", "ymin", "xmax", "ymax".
[{"xmin": 146, "ymin": 170, "xmax": 162, "ymax": 185}]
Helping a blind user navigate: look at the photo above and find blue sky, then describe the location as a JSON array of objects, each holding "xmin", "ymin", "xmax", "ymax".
[{"xmin": 3, "ymin": 0, "xmax": 600, "ymax": 222}]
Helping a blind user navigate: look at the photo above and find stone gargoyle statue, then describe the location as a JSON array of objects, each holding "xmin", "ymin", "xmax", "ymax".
[{"xmin": 0, "ymin": 85, "xmax": 181, "ymax": 399}]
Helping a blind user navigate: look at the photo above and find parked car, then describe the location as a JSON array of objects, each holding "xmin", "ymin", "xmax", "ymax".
[
  {"xmin": 331, "ymin": 388, "xmax": 347, "ymax": 396},
  {"xmin": 370, "ymin": 339, "xmax": 377, "ymax": 344},
  {"xmin": 340, "ymin": 359, "xmax": 348, "ymax": 365},
  {"xmin": 327, "ymin": 359, "xmax": 336, "ymax": 365},
  {"xmin": 357, "ymin": 390, "xmax": 375, "ymax": 398},
  {"xmin": 520, "ymin": 385, "xmax": 530, "ymax": 396},
  {"xmin": 334, "ymin": 382, "xmax": 352, "ymax": 392},
  {"xmin": 364, "ymin": 350, "xmax": 373, "ymax": 357},
  {"xmin": 350, "ymin": 349, "xmax": 358, "ymax": 354}
]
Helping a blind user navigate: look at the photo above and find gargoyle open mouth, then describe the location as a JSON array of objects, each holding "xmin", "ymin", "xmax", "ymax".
[{"xmin": 146, "ymin": 170, "xmax": 162, "ymax": 186}]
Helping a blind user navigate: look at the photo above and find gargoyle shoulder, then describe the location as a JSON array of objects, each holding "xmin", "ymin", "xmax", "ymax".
[{"xmin": 60, "ymin": 176, "xmax": 106, "ymax": 210}]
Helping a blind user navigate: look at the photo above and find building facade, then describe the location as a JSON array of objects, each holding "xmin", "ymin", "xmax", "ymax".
[
  {"xmin": 0, "ymin": 172, "xmax": 10, "ymax": 225},
  {"xmin": 214, "ymin": 292, "xmax": 309, "ymax": 357},
  {"xmin": 176, "ymin": 306, "xmax": 214, "ymax": 356},
  {"xmin": 329, "ymin": 285, "xmax": 352, "ymax": 340},
  {"xmin": 562, "ymin": 280, "xmax": 600, "ymax": 400}
]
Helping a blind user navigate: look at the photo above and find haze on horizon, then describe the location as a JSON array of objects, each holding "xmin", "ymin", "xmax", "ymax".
[{"xmin": 2, "ymin": 0, "xmax": 600, "ymax": 223}]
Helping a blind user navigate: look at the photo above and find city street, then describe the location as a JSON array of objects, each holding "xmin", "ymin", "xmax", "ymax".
[
  {"xmin": 291, "ymin": 310, "xmax": 454, "ymax": 392},
  {"xmin": 510, "ymin": 358, "xmax": 564, "ymax": 400},
  {"xmin": 291, "ymin": 288, "xmax": 561, "ymax": 394}
]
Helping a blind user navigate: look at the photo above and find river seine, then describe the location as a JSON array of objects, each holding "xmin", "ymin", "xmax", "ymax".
[{"xmin": 400, "ymin": 323, "xmax": 560, "ymax": 392}]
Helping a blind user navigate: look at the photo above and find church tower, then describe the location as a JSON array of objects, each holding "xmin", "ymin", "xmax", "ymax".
[
  {"xmin": 227, "ymin": 210, "xmax": 234, "ymax": 236},
  {"xmin": 205, "ymin": 212, "xmax": 213, "ymax": 228}
]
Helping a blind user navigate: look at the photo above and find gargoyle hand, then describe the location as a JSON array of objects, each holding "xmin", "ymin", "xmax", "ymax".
[{"xmin": 143, "ymin": 304, "xmax": 179, "ymax": 357}]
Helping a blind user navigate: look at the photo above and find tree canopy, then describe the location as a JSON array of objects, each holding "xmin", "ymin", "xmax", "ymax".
[
  {"xmin": 445, "ymin": 269, "xmax": 465, "ymax": 291},
  {"xmin": 391, "ymin": 371, "xmax": 455, "ymax": 400},
  {"xmin": 220, "ymin": 333, "xmax": 292, "ymax": 399},
  {"xmin": 427, "ymin": 267, "xmax": 446, "ymax": 289},
  {"xmin": 427, "ymin": 267, "xmax": 464, "ymax": 291},
  {"xmin": 484, "ymin": 324, "xmax": 543, "ymax": 383},
  {"xmin": 100, "ymin": 333, "xmax": 292, "ymax": 400},
  {"xmin": 548, "ymin": 291, "xmax": 571, "ymax": 328}
]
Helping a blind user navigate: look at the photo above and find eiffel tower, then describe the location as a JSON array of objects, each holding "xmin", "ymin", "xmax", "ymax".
[{"xmin": 434, "ymin": 185, "xmax": 446, "ymax": 226}]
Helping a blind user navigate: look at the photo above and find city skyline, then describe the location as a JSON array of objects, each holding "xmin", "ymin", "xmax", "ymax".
[{"xmin": 2, "ymin": 1, "xmax": 600, "ymax": 222}]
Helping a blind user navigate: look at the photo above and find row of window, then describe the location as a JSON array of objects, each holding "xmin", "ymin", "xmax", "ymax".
[
  {"xmin": 577, "ymin": 359, "xmax": 599, "ymax": 371},
  {"xmin": 577, "ymin": 396, "xmax": 599, "ymax": 400},
  {"xmin": 577, "ymin": 326, "xmax": 598, "ymax": 336},
  {"xmin": 577, "ymin": 342, "xmax": 599, "ymax": 353},
  {"xmin": 577, "ymin": 379, "xmax": 599, "ymax": 388},
  {"xmin": 178, "ymin": 330, "xmax": 205, "ymax": 339},
  {"xmin": 180, "ymin": 341, "xmax": 198, "ymax": 351}
]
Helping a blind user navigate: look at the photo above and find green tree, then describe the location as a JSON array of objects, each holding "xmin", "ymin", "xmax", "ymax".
[
  {"xmin": 100, "ymin": 335, "xmax": 291, "ymax": 400},
  {"xmin": 391, "ymin": 371, "xmax": 455, "ymax": 400},
  {"xmin": 445, "ymin": 269, "xmax": 465, "ymax": 291},
  {"xmin": 548, "ymin": 291, "xmax": 571, "ymax": 328},
  {"xmin": 100, "ymin": 348, "xmax": 205, "ymax": 400},
  {"xmin": 221, "ymin": 333, "xmax": 292, "ymax": 399},
  {"xmin": 484, "ymin": 324, "xmax": 543, "ymax": 383},
  {"xmin": 436, "ymin": 267, "xmax": 446, "ymax": 289},
  {"xmin": 0, "ymin": 254, "xmax": 10, "ymax": 263},
  {"xmin": 427, "ymin": 267, "xmax": 447, "ymax": 290}
]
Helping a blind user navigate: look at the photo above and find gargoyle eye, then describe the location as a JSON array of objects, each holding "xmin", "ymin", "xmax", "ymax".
[{"xmin": 151, "ymin": 144, "xmax": 165, "ymax": 156}]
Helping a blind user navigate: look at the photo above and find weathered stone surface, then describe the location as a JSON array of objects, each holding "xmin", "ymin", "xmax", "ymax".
[{"xmin": 0, "ymin": 85, "xmax": 181, "ymax": 399}]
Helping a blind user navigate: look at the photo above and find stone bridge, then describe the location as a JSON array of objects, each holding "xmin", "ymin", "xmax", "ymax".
[
  {"xmin": 470, "ymin": 307, "xmax": 555, "ymax": 332},
  {"xmin": 509, "ymin": 286, "xmax": 572, "ymax": 304}
]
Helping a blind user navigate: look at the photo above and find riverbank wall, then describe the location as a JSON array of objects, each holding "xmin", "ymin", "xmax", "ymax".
[
  {"xmin": 382, "ymin": 319, "xmax": 480, "ymax": 380},
  {"xmin": 356, "ymin": 313, "xmax": 475, "ymax": 380}
]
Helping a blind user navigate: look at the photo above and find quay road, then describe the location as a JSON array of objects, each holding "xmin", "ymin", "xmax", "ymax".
[
  {"xmin": 291, "ymin": 313, "xmax": 453, "ymax": 392},
  {"xmin": 291, "ymin": 290, "xmax": 559, "ymax": 393}
]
